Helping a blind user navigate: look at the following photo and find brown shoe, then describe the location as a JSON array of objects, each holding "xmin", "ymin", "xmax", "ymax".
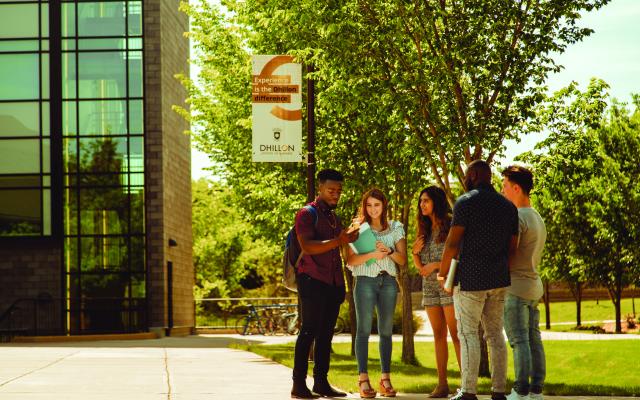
[
  {"xmin": 358, "ymin": 379, "xmax": 377, "ymax": 399},
  {"xmin": 379, "ymin": 378, "xmax": 397, "ymax": 397},
  {"xmin": 428, "ymin": 384, "xmax": 450, "ymax": 398}
]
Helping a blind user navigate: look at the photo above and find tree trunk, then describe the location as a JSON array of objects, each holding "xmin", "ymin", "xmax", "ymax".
[
  {"xmin": 399, "ymin": 267, "xmax": 416, "ymax": 364},
  {"xmin": 478, "ymin": 324, "xmax": 490, "ymax": 378},
  {"xmin": 543, "ymin": 281, "xmax": 551, "ymax": 330},
  {"xmin": 399, "ymin": 200, "xmax": 417, "ymax": 365},
  {"xmin": 615, "ymin": 272, "xmax": 623, "ymax": 333},
  {"xmin": 576, "ymin": 281, "xmax": 582, "ymax": 326}
]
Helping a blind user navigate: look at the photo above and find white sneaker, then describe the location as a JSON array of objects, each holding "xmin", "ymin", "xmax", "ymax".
[
  {"xmin": 528, "ymin": 392, "xmax": 543, "ymax": 400},
  {"xmin": 506, "ymin": 389, "xmax": 529, "ymax": 400}
]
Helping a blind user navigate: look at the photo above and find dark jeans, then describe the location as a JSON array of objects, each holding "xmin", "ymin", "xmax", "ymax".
[{"xmin": 292, "ymin": 273, "xmax": 345, "ymax": 381}]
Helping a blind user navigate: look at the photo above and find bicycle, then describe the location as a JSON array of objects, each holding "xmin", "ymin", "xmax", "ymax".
[
  {"xmin": 233, "ymin": 304, "xmax": 266, "ymax": 335},
  {"xmin": 277, "ymin": 308, "xmax": 347, "ymax": 335}
]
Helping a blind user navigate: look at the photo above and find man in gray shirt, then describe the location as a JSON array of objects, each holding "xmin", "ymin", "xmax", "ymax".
[{"xmin": 501, "ymin": 165, "xmax": 547, "ymax": 400}]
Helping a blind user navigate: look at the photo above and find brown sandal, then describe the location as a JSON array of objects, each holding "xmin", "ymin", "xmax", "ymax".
[
  {"xmin": 379, "ymin": 378, "xmax": 397, "ymax": 397},
  {"xmin": 358, "ymin": 379, "xmax": 377, "ymax": 399},
  {"xmin": 428, "ymin": 384, "xmax": 450, "ymax": 398}
]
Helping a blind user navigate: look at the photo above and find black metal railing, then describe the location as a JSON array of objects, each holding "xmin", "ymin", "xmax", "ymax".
[{"xmin": 0, "ymin": 293, "xmax": 59, "ymax": 342}]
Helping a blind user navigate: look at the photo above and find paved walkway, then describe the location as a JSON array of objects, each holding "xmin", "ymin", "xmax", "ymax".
[{"xmin": 1, "ymin": 332, "xmax": 639, "ymax": 400}]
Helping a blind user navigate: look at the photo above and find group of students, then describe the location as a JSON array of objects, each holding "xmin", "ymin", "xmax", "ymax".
[{"xmin": 290, "ymin": 161, "xmax": 547, "ymax": 400}]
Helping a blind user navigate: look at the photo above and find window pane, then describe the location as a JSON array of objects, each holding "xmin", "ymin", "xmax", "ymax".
[
  {"xmin": 128, "ymin": 100, "xmax": 143, "ymax": 134},
  {"xmin": 130, "ymin": 188, "xmax": 144, "ymax": 233},
  {"xmin": 127, "ymin": 38, "xmax": 142, "ymax": 50},
  {"xmin": 130, "ymin": 237, "xmax": 145, "ymax": 272},
  {"xmin": 79, "ymin": 187, "xmax": 128, "ymax": 235},
  {"xmin": 63, "ymin": 101, "xmax": 77, "ymax": 135},
  {"xmin": 42, "ymin": 102, "xmax": 50, "ymax": 136},
  {"xmin": 0, "ymin": 175, "xmax": 39, "ymax": 188},
  {"xmin": 41, "ymin": 3, "xmax": 49, "ymax": 37},
  {"xmin": 126, "ymin": 173, "xmax": 144, "ymax": 187},
  {"xmin": 78, "ymin": 52, "xmax": 126, "ymax": 99},
  {"xmin": 79, "ymin": 137, "xmax": 127, "ymax": 174},
  {"xmin": 79, "ymin": 100, "xmax": 126, "ymax": 135},
  {"xmin": 62, "ymin": 39, "xmax": 76, "ymax": 51},
  {"xmin": 0, "ymin": 189, "xmax": 41, "ymax": 236},
  {"xmin": 0, "ymin": 139, "xmax": 40, "ymax": 173},
  {"xmin": 65, "ymin": 237, "xmax": 78, "ymax": 272},
  {"xmin": 64, "ymin": 138, "xmax": 78, "ymax": 173},
  {"xmin": 0, "ymin": 40, "xmax": 39, "ymax": 52},
  {"xmin": 78, "ymin": 38, "xmax": 125, "ymax": 50},
  {"xmin": 42, "ymin": 138, "xmax": 50, "ymax": 173},
  {"xmin": 43, "ymin": 188, "xmax": 51, "ymax": 235},
  {"xmin": 62, "ymin": 3, "xmax": 76, "ymax": 37},
  {"xmin": 0, "ymin": 54, "xmax": 39, "ymax": 100},
  {"xmin": 0, "ymin": 4, "xmax": 39, "ymax": 38},
  {"xmin": 131, "ymin": 273, "xmax": 145, "ymax": 296},
  {"xmin": 128, "ymin": 55, "xmax": 143, "ymax": 98},
  {"xmin": 80, "ymin": 273, "xmax": 130, "ymax": 298},
  {"xmin": 77, "ymin": 2, "xmax": 126, "ymax": 37},
  {"xmin": 63, "ymin": 53, "xmax": 77, "ymax": 99},
  {"xmin": 43, "ymin": 175, "xmax": 51, "ymax": 186},
  {"xmin": 64, "ymin": 187, "xmax": 78, "ymax": 235},
  {"xmin": 127, "ymin": 1, "xmax": 142, "ymax": 36},
  {"xmin": 81, "ymin": 236, "xmax": 128, "ymax": 272},
  {"xmin": 0, "ymin": 102, "xmax": 39, "ymax": 137},
  {"xmin": 41, "ymin": 53, "xmax": 49, "ymax": 99}
]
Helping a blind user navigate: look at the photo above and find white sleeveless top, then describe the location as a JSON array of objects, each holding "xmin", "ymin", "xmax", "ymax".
[{"xmin": 348, "ymin": 220, "xmax": 405, "ymax": 277}]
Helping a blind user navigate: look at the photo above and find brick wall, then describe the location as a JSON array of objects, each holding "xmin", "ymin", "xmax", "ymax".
[
  {"xmin": 144, "ymin": 0, "xmax": 194, "ymax": 332},
  {"xmin": 0, "ymin": 241, "xmax": 62, "ymax": 333}
]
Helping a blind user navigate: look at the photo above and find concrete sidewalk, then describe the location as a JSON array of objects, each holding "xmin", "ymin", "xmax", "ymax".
[{"xmin": 1, "ymin": 335, "xmax": 639, "ymax": 400}]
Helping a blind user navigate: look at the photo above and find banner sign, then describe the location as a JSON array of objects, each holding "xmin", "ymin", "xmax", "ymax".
[{"xmin": 252, "ymin": 55, "xmax": 302, "ymax": 162}]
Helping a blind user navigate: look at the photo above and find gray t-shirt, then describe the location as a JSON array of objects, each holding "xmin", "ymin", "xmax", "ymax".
[{"xmin": 508, "ymin": 207, "xmax": 547, "ymax": 300}]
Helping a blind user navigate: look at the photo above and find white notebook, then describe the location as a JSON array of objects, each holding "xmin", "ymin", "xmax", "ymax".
[{"xmin": 444, "ymin": 258, "xmax": 458, "ymax": 291}]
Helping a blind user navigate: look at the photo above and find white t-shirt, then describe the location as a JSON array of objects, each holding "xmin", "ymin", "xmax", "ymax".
[{"xmin": 508, "ymin": 207, "xmax": 547, "ymax": 300}]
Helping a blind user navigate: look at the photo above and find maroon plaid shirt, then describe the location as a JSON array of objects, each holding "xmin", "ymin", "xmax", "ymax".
[{"xmin": 294, "ymin": 198, "xmax": 345, "ymax": 286}]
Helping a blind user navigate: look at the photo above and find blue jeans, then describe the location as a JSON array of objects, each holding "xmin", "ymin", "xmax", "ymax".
[
  {"xmin": 504, "ymin": 293, "xmax": 546, "ymax": 394},
  {"xmin": 354, "ymin": 274, "xmax": 398, "ymax": 374}
]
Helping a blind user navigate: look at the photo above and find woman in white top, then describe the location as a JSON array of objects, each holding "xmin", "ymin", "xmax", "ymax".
[{"xmin": 346, "ymin": 188, "xmax": 407, "ymax": 398}]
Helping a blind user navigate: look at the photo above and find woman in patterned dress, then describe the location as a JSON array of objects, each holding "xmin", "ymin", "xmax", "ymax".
[
  {"xmin": 412, "ymin": 186, "xmax": 461, "ymax": 398},
  {"xmin": 346, "ymin": 188, "xmax": 407, "ymax": 398}
]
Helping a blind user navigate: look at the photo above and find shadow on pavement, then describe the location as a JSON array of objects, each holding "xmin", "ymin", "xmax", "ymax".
[{"xmin": 0, "ymin": 334, "xmax": 276, "ymax": 349}]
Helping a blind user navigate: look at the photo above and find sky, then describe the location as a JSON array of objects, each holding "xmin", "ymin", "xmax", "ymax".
[{"xmin": 191, "ymin": 0, "xmax": 640, "ymax": 179}]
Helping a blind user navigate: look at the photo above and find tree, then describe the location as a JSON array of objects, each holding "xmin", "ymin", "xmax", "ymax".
[
  {"xmin": 179, "ymin": 0, "xmax": 611, "ymax": 362},
  {"xmin": 237, "ymin": 0, "xmax": 610, "ymax": 202},
  {"xmin": 192, "ymin": 179, "xmax": 281, "ymax": 301},
  {"xmin": 520, "ymin": 79, "xmax": 640, "ymax": 332}
]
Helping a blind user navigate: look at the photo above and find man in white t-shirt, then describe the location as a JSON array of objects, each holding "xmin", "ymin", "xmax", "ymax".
[{"xmin": 501, "ymin": 165, "xmax": 547, "ymax": 400}]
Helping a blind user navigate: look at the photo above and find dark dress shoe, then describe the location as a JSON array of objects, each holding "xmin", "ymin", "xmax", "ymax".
[
  {"xmin": 312, "ymin": 381, "xmax": 347, "ymax": 397},
  {"xmin": 291, "ymin": 380, "xmax": 320, "ymax": 399}
]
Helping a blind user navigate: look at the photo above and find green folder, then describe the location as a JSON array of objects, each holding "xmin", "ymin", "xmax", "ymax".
[{"xmin": 348, "ymin": 222, "xmax": 378, "ymax": 265}]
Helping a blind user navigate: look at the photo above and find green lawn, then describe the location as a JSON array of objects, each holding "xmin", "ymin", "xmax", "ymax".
[
  {"xmin": 541, "ymin": 298, "xmax": 638, "ymax": 325},
  {"xmin": 237, "ymin": 340, "xmax": 640, "ymax": 396}
]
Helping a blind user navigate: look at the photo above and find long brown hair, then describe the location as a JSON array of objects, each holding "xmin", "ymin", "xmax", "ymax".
[
  {"xmin": 359, "ymin": 188, "xmax": 389, "ymax": 230},
  {"xmin": 416, "ymin": 186, "xmax": 450, "ymax": 243}
]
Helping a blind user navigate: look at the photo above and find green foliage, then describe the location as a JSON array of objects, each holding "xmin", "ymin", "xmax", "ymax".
[
  {"xmin": 520, "ymin": 79, "xmax": 640, "ymax": 332},
  {"xmin": 233, "ymin": 0, "xmax": 610, "ymax": 201},
  {"xmin": 192, "ymin": 179, "xmax": 282, "ymax": 300}
]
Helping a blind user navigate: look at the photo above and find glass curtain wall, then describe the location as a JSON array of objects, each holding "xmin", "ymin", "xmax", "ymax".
[
  {"xmin": 0, "ymin": 0, "xmax": 51, "ymax": 236},
  {"xmin": 62, "ymin": 0, "xmax": 146, "ymax": 333}
]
